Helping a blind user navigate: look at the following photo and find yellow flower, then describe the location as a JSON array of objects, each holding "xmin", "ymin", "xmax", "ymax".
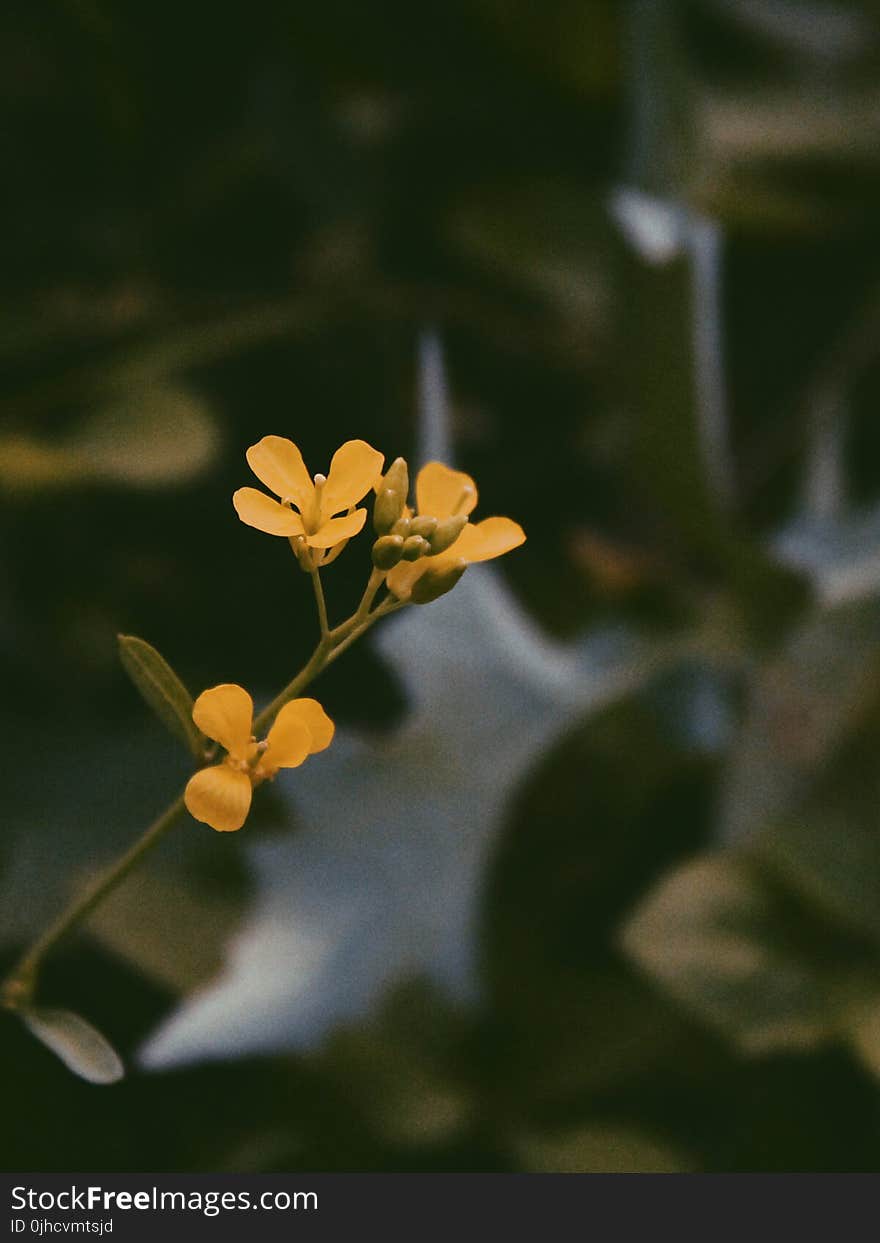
[
  {"xmin": 385, "ymin": 462, "xmax": 525, "ymax": 600},
  {"xmin": 184, "ymin": 684, "xmax": 334, "ymax": 833},
  {"xmin": 233, "ymin": 437, "xmax": 384, "ymax": 550}
]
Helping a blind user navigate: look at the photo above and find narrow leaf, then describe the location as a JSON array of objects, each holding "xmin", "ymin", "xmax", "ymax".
[
  {"xmin": 22, "ymin": 1007, "xmax": 125, "ymax": 1085},
  {"xmin": 118, "ymin": 634, "xmax": 204, "ymax": 757}
]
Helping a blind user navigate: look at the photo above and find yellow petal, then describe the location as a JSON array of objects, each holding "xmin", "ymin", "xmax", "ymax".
[
  {"xmin": 192, "ymin": 683, "xmax": 254, "ymax": 758},
  {"xmin": 185, "ymin": 764, "xmax": 252, "ymax": 833},
  {"xmin": 322, "ymin": 440, "xmax": 385, "ymax": 516},
  {"xmin": 246, "ymin": 436, "xmax": 314, "ymax": 512},
  {"xmin": 233, "ymin": 488, "xmax": 306, "ymax": 537},
  {"xmin": 448, "ymin": 516, "xmax": 526, "ymax": 563},
  {"xmin": 305, "ymin": 507, "xmax": 366, "ymax": 549},
  {"xmin": 416, "ymin": 462, "xmax": 478, "ymax": 521},
  {"xmin": 385, "ymin": 558, "xmax": 428, "ymax": 599},
  {"xmin": 263, "ymin": 705, "xmax": 312, "ymax": 769},
  {"xmin": 272, "ymin": 697, "xmax": 335, "ymax": 754}
]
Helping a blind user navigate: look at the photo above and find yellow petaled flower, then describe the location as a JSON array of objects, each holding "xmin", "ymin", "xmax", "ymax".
[
  {"xmin": 233, "ymin": 437, "xmax": 384, "ymax": 549},
  {"xmin": 184, "ymin": 684, "xmax": 334, "ymax": 833},
  {"xmin": 386, "ymin": 461, "xmax": 525, "ymax": 599}
]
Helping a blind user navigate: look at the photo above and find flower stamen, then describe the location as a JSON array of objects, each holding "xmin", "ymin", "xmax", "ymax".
[{"xmin": 306, "ymin": 473, "xmax": 327, "ymax": 533}]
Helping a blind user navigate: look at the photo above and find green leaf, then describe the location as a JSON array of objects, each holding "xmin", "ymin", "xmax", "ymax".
[
  {"xmin": 118, "ymin": 634, "xmax": 204, "ymax": 757},
  {"xmin": 21, "ymin": 1007, "xmax": 125, "ymax": 1085},
  {"xmin": 620, "ymin": 854, "xmax": 838, "ymax": 1055}
]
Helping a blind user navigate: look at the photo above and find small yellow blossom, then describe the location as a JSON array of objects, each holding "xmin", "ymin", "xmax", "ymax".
[
  {"xmin": 233, "ymin": 437, "xmax": 384, "ymax": 549},
  {"xmin": 184, "ymin": 683, "xmax": 334, "ymax": 833},
  {"xmin": 385, "ymin": 462, "xmax": 525, "ymax": 600}
]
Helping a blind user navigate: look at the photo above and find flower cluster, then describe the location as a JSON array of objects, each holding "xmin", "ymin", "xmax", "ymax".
[
  {"xmin": 185, "ymin": 435, "xmax": 524, "ymax": 833},
  {"xmin": 374, "ymin": 459, "xmax": 525, "ymax": 603},
  {"xmin": 1, "ymin": 430, "xmax": 528, "ymax": 1068}
]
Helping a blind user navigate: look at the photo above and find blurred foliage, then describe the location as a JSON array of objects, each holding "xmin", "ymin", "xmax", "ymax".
[{"xmin": 3, "ymin": 0, "xmax": 880, "ymax": 1173}]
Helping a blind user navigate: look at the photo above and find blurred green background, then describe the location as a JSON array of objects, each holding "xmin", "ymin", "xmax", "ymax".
[{"xmin": 4, "ymin": 0, "xmax": 880, "ymax": 1172}]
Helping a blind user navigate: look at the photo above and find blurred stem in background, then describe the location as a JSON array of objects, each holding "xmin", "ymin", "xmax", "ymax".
[{"xmin": 618, "ymin": 0, "xmax": 733, "ymax": 518}]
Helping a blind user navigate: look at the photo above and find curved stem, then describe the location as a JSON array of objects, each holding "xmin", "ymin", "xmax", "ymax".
[{"xmin": 3, "ymin": 796, "xmax": 185, "ymax": 1010}]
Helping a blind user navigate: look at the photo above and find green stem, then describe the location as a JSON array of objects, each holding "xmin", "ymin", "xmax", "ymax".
[
  {"xmin": 310, "ymin": 567, "xmax": 329, "ymax": 638},
  {"xmin": 2, "ymin": 796, "xmax": 185, "ymax": 1010},
  {"xmin": 253, "ymin": 589, "xmax": 404, "ymax": 734},
  {"xmin": 355, "ymin": 568, "xmax": 386, "ymax": 621},
  {"xmin": 324, "ymin": 595, "xmax": 405, "ymax": 667},
  {"xmin": 252, "ymin": 633, "xmax": 334, "ymax": 736}
]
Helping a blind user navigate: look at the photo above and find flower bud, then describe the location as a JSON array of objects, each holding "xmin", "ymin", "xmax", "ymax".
[
  {"xmin": 383, "ymin": 456, "xmax": 409, "ymax": 499},
  {"xmin": 373, "ymin": 489, "xmax": 403, "ymax": 536},
  {"xmin": 401, "ymin": 535, "xmax": 431, "ymax": 561},
  {"xmin": 373, "ymin": 458, "xmax": 409, "ymax": 534},
  {"xmin": 391, "ymin": 516, "xmax": 411, "ymax": 539},
  {"xmin": 428, "ymin": 514, "xmax": 467, "ymax": 555},
  {"xmin": 410, "ymin": 559, "xmax": 467, "ymax": 604},
  {"xmin": 372, "ymin": 534, "xmax": 405, "ymax": 569},
  {"xmin": 409, "ymin": 515, "xmax": 438, "ymax": 539}
]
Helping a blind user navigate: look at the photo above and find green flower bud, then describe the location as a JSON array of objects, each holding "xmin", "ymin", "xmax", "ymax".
[
  {"xmin": 391, "ymin": 516, "xmax": 411, "ymax": 539},
  {"xmin": 374, "ymin": 489, "xmax": 401, "ymax": 536},
  {"xmin": 410, "ymin": 515, "xmax": 438, "ymax": 539},
  {"xmin": 401, "ymin": 535, "xmax": 430, "ymax": 561},
  {"xmin": 410, "ymin": 559, "xmax": 467, "ymax": 604},
  {"xmin": 383, "ymin": 456, "xmax": 409, "ymax": 499},
  {"xmin": 428, "ymin": 514, "xmax": 468, "ymax": 555},
  {"xmin": 373, "ymin": 458, "xmax": 409, "ymax": 535},
  {"xmin": 372, "ymin": 534, "xmax": 405, "ymax": 569}
]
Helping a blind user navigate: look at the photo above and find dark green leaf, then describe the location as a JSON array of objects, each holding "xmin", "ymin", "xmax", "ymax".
[{"xmin": 118, "ymin": 634, "xmax": 204, "ymax": 757}]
